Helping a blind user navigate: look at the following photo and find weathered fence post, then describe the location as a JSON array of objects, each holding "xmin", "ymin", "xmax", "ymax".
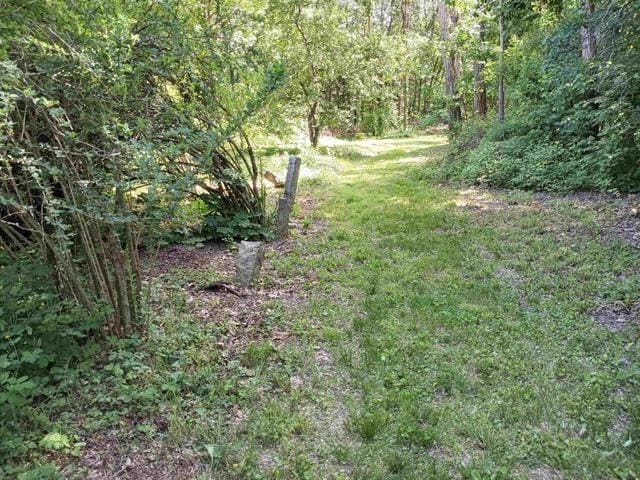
[{"xmin": 276, "ymin": 155, "xmax": 301, "ymax": 238}]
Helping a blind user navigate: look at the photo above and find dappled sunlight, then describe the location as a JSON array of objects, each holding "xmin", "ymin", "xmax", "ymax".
[
  {"xmin": 7, "ymin": 0, "xmax": 637, "ymax": 473},
  {"xmin": 453, "ymin": 187, "xmax": 508, "ymax": 212},
  {"xmin": 319, "ymin": 135, "xmax": 450, "ymax": 187},
  {"xmin": 261, "ymin": 136, "xmax": 450, "ymax": 193},
  {"xmin": 321, "ymin": 134, "xmax": 447, "ymax": 155}
]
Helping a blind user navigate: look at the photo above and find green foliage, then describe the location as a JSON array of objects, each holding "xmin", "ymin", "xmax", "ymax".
[
  {"xmin": 0, "ymin": 254, "xmax": 102, "ymax": 468},
  {"xmin": 38, "ymin": 433, "xmax": 70, "ymax": 451},
  {"xmin": 349, "ymin": 408, "xmax": 389, "ymax": 441},
  {"xmin": 442, "ymin": 0, "xmax": 640, "ymax": 192},
  {"xmin": 267, "ymin": 1, "xmax": 443, "ymax": 143},
  {"xmin": 5, "ymin": 135, "xmax": 640, "ymax": 477},
  {"xmin": 16, "ymin": 464, "xmax": 62, "ymax": 480},
  {"xmin": 242, "ymin": 341, "xmax": 277, "ymax": 368},
  {"xmin": 1, "ymin": 0, "xmax": 284, "ymax": 333},
  {"xmin": 203, "ymin": 204, "xmax": 273, "ymax": 242},
  {"xmin": 250, "ymin": 400, "xmax": 308, "ymax": 446},
  {"xmin": 307, "ymin": 136, "xmax": 640, "ymax": 477}
]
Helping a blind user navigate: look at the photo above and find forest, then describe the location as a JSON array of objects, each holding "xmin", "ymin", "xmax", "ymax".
[{"xmin": 1, "ymin": 0, "xmax": 639, "ymax": 478}]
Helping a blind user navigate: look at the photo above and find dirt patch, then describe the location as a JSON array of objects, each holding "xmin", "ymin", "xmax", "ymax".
[
  {"xmin": 141, "ymin": 243, "xmax": 227, "ymax": 276},
  {"xmin": 455, "ymin": 188, "xmax": 509, "ymax": 212},
  {"xmin": 258, "ymin": 449, "xmax": 279, "ymax": 471},
  {"xmin": 476, "ymin": 244, "xmax": 496, "ymax": 261},
  {"xmin": 591, "ymin": 301, "xmax": 640, "ymax": 332},
  {"xmin": 527, "ymin": 465, "xmax": 563, "ymax": 480},
  {"xmin": 534, "ymin": 192, "xmax": 640, "ymax": 249},
  {"xmin": 140, "ymin": 196, "xmax": 326, "ymax": 362},
  {"xmin": 461, "ymin": 189, "xmax": 639, "ymax": 250},
  {"xmin": 77, "ymin": 430, "xmax": 202, "ymax": 480},
  {"xmin": 609, "ymin": 413, "xmax": 631, "ymax": 438},
  {"xmin": 495, "ymin": 266, "xmax": 520, "ymax": 284},
  {"xmin": 142, "ymin": 241, "xmax": 304, "ymax": 361}
]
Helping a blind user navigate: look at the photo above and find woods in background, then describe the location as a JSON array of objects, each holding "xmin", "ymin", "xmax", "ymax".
[{"xmin": 268, "ymin": 0, "xmax": 639, "ymax": 195}]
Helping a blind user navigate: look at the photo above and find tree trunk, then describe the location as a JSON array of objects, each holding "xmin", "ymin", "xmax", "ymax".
[
  {"xmin": 307, "ymin": 101, "xmax": 320, "ymax": 148},
  {"xmin": 581, "ymin": 0, "xmax": 596, "ymax": 60},
  {"xmin": 438, "ymin": 0, "xmax": 461, "ymax": 126},
  {"xmin": 473, "ymin": 61, "xmax": 487, "ymax": 117},
  {"xmin": 364, "ymin": 0, "xmax": 372, "ymax": 35},
  {"xmin": 497, "ymin": 9, "xmax": 505, "ymax": 122},
  {"xmin": 401, "ymin": 0, "xmax": 410, "ymax": 33},
  {"xmin": 402, "ymin": 75, "xmax": 408, "ymax": 130},
  {"xmin": 473, "ymin": 5, "xmax": 488, "ymax": 118}
]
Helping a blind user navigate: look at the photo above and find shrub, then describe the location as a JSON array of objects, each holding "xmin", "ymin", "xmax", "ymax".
[
  {"xmin": 437, "ymin": 1, "xmax": 640, "ymax": 193},
  {"xmin": 0, "ymin": 254, "xmax": 102, "ymax": 464}
]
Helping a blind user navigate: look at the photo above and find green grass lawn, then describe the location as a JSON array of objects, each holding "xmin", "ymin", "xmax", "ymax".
[
  {"xmin": 227, "ymin": 134, "xmax": 639, "ymax": 479},
  {"xmin": 30, "ymin": 134, "xmax": 639, "ymax": 479}
]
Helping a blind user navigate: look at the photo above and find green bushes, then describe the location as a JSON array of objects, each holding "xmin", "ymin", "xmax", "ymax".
[
  {"xmin": 0, "ymin": 255, "xmax": 102, "ymax": 464},
  {"xmin": 442, "ymin": 65, "xmax": 640, "ymax": 192},
  {"xmin": 437, "ymin": 0, "xmax": 640, "ymax": 193}
]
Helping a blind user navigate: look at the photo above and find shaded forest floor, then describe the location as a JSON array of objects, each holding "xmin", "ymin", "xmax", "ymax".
[{"xmin": 54, "ymin": 135, "xmax": 639, "ymax": 479}]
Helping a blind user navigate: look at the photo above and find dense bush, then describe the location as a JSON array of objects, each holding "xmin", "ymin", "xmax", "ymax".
[
  {"xmin": 0, "ymin": 254, "xmax": 101, "ymax": 464},
  {"xmin": 1, "ymin": 0, "xmax": 284, "ymax": 337},
  {"xmin": 1, "ymin": 1, "xmax": 282, "ymax": 470},
  {"xmin": 439, "ymin": 0, "xmax": 640, "ymax": 192}
]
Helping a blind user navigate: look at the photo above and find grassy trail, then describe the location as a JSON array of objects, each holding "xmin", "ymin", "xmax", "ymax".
[
  {"xmin": 242, "ymin": 134, "xmax": 640, "ymax": 479},
  {"xmin": 65, "ymin": 135, "xmax": 638, "ymax": 479}
]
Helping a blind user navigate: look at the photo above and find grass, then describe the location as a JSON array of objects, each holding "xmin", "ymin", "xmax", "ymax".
[
  {"xmin": 240, "ymin": 134, "xmax": 639, "ymax": 478},
  {"xmin": 12, "ymin": 134, "xmax": 639, "ymax": 479}
]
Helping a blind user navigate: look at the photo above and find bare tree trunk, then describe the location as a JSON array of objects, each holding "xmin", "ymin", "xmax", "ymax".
[
  {"xmin": 497, "ymin": 8, "xmax": 505, "ymax": 122},
  {"xmin": 402, "ymin": 75, "xmax": 408, "ymax": 130},
  {"xmin": 473, "ymin": 4, "xmax": 488, "ymax": 118},
  {"xmin": 581, "ymin": 0, "xmax": 596, "ymax": 60},
  {"xmin": 401, "ymin": 0, "xmax": 410, "ymax": 33},
  {"xmin": 400, "ymin": 0, "xmax": 410, "ymax": 129},
  {"xmin": 438, "ymin": 0, "xmax": 461, "ymax": 126},
  {"xmin": 307, "ymin": 101, "xmax": 320, "ymax": 148},
  {"xmin": 364, "ymin": 0, "xmax": 372, "ymax": 35},
  {"xmin": 473, "ymin": 61, "xmax": 487, "ymax": 117}
]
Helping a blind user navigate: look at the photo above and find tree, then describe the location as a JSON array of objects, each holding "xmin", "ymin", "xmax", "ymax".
[
  {"xmin": 438, "ymin": 0, "xmax": 462, "ymax": 126},
  {"xmin": 472, "ymin": 1, "xmax": 489, "ymax": 117},
  {"xmin": 498, "ymin": 0, "xmax": 506, "ymax": 121},
  {"xmin": 581, "ymin": 0, "xmax": 596, "ymax": 60}
]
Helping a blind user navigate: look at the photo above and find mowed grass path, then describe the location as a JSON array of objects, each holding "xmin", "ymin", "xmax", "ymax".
[{"xmin": 252, "ymin": 134, "xmax": 640, "ymax": 479}]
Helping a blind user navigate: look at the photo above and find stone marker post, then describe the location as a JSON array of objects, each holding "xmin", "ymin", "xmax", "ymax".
[
  {"xmin": 275, "ymin": 196, "xmax": 291, "ymax": 238},
  {"xmin": 276, "ymin": 155, "xmax": 301, "ymax": 238},
  {"xmin": 235, "ymin": 241, "xmax": 265, "ymax": 288},
  {"xmin": 283, "ymin": 155, "xmax": 301, "ymax": 205}
]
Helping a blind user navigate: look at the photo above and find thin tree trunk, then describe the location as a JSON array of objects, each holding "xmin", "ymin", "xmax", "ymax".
[
  {"xmin": 581, "ymin": 0, "xmax": 596, "ymax": 60},
  {"xmin": 438, "ymin": 0, "xmax": 461, "ymax": 126},
  {"xmin": 497, "ymin": 8, "xmax": 505, "ymax": 122},
  {"xmin": 402, "ymin": 75, "xmax": 408, "ymax": 130},
  {"xmin": 365, "ymin": 0, "xmax": 372, "ymax": 35},
  {"xmin": 473, "ymin": 61, "xmax": 487, "ymax": 117},
  {"xmin": 473, "ymin": 5, "xmax": 488, "ymax": 118},
  {"xmin": 307, "ymin": 101, "xmax": 320, "ymax": 148}
]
